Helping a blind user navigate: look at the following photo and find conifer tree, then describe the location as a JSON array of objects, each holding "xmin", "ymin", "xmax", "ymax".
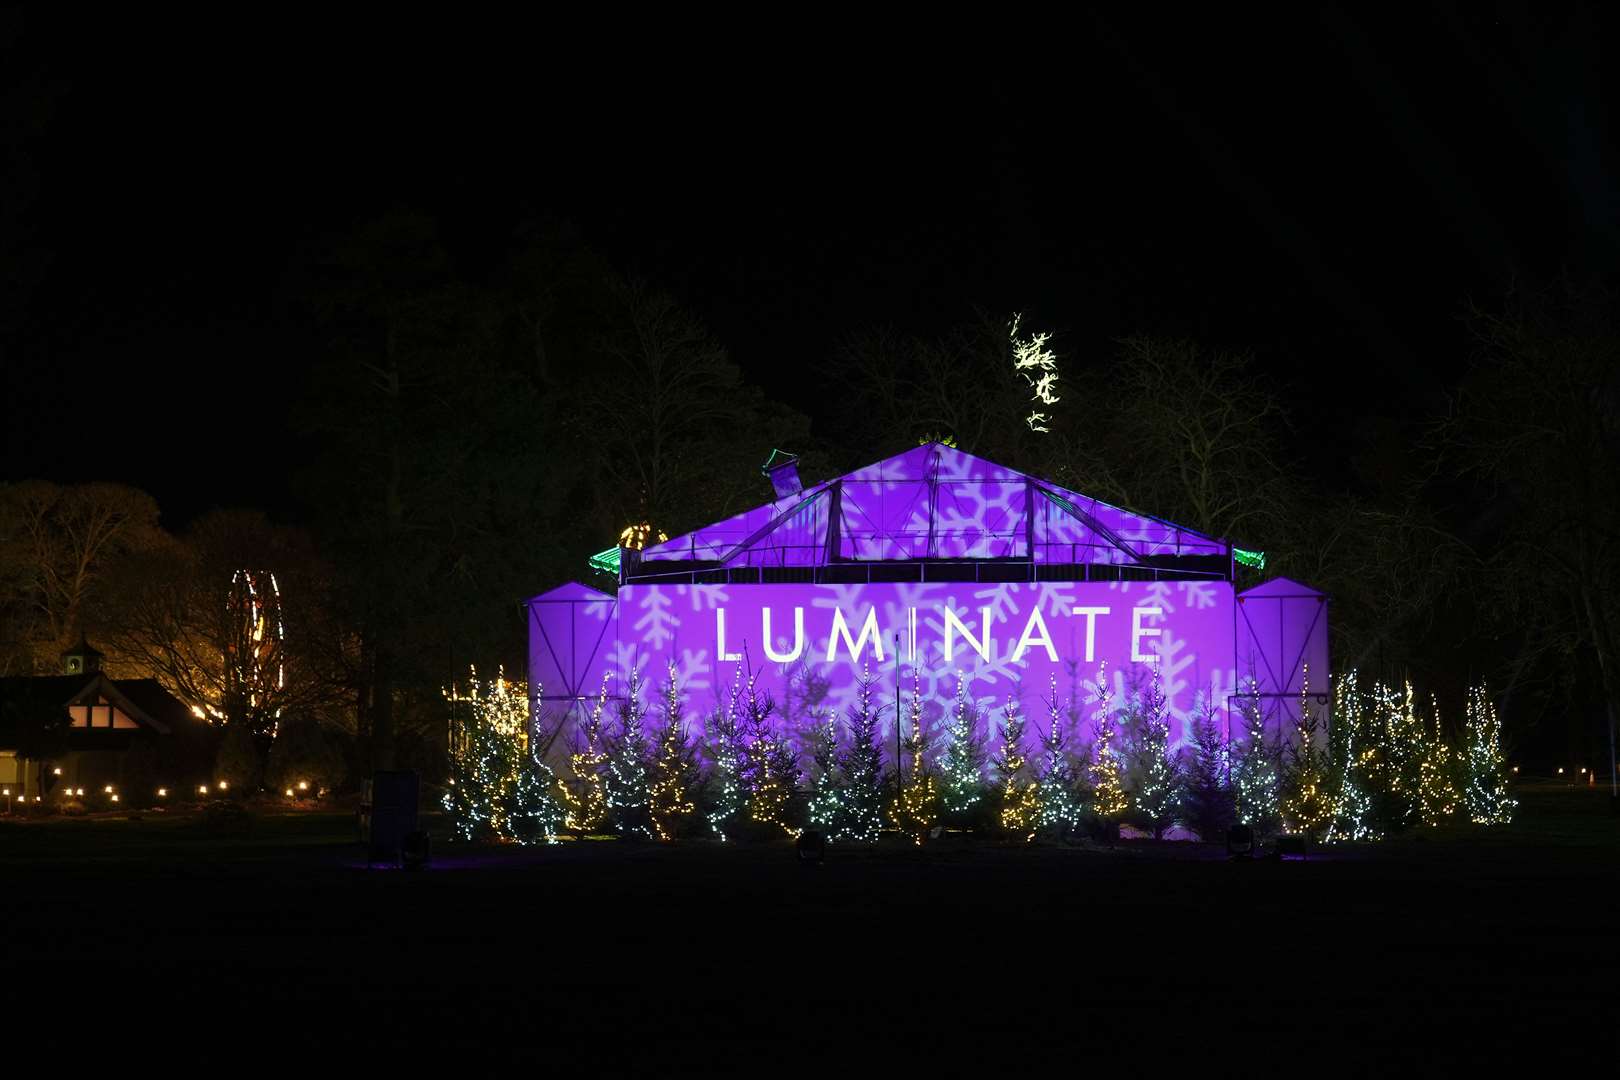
[
  {"xmin": 444, "ymin": 670, "xmax": 519, "ymax": 842},
  {"xmin": 740, "ymin": 672, "xmax": 800, "ymax": 837},
  {"xmin": 606, "ymin": 665, "xmax": 653, "ymax": 837},
  {"xmin": 993, "ymin": 695, "xmax": 1039, "ymax": 841},
  {"xmin": 1129, "ymin": 664, "xmax": 1180, "ymax": 838},
  {"xmin": 806, "ymin": 710, "xmax": 845, "ymax": 835},
  {"xmin": 1462, "ymin": 684, "xmax": 1515, "ymax": 825},
  {"xmin": 1281, "ymin": 668, "xmax": 1334, "ymax": 837},
  {"xmin": 837, "ymin": 662, "xmax": 886, "ymax": 843},
  {"xmin": 1326, "ymin": 672, "xmax": 1379, "ymax": 841},
  {"xmin": 890, "ymin": 671, "xmax": 938, "ymax": 844},
  {"xmin": 648, "ymin": 664, "xmax": 698, "ymax": 841},
  {"xmin": 1179, "ymin": 693, "xmax": 1233, "ymax": 841},
  {"xmin": 705, "ymin": 668, "xmax": 747, "ymax": 840},
  {"xmin": 1416, "ymin": 693, "xmax": 1459, "ymax": 826},
  {"xmin": 938, "ymin": 672, "xmax": 988, "ymax": 824},
  {"xmin": 563, "ymin": 674, "xmax": 612, "ymax": 834},
  {"xmin": 445, "ymin": 670, "xmax": 564, "ymax": 844},
  {"xmin": 1033, "ymin": 674, "xmax": 1083, "ymax": 837},
  {"xmin": 1088, "ymin": 663, "xmax": 1128, "ymax": 822},
  {"xmin": 1231, "ymin": 677, "xmax": 1282, "ymax": 835}
]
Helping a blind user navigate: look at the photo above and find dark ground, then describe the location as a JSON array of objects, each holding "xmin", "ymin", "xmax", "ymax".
[{"xmin": 4, "ymin": 785, "xmax": 1616, "ymax": 1070}]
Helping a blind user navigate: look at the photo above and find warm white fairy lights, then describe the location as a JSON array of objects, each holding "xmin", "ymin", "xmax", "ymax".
[
  {"xmin": 1009, "ymin": 313, "xmax": 1061, "ymax": 432},
  {"xmin": 938, "ymin": 672, "xmax": 986, "ymax": 818}
]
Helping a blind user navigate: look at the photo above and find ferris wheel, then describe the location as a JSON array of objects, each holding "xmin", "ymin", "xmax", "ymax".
[{"xmin": 226, "ymin": 569, "xmax": 286, "ymax": 737}]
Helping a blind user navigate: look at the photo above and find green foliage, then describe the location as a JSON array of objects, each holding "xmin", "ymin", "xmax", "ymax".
[
  {"xmin": 1462, "ymin": 685, "xmax": 1516, "ymax": 825},
  {"xmin": 1179, "ymin": 695, "xmax": 1233, "ymax": 841},
  {"xmin": 993, "ymin": 696, "xmax": 1038, "ymax": 841},
  {"xmin": 444, "ymin": 671, "xmax": 564, "ymax": 845},
  {"xmin": 806, "ymin": 711, "xmax": 844, "ymax": 836},
  {"xmin": 606, "ymin": 666, "xmax": 653, "ymax": 837},
  {"xmin": 837, "ymin": 664, "xmax": 886, "ymax": 844},
  {"xmin": 1126, "ymin": 667, "xmax": 1180, "ymax": 839},
  {"xmin": 1033, "ymin": 676, "xmax": 1084, "ymax": 838},
  {"xmin": 938, "ymin": 674, "xmax": 988, "ymax": 824},
  {"xmin": 648, "ymin": 666, "xmax": 699, "ymax": 840}
]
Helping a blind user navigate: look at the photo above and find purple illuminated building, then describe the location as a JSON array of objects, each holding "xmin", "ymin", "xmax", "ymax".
[{"xmin": 529, "ymin": 443, "xmax": 1327, "ymax": 763}]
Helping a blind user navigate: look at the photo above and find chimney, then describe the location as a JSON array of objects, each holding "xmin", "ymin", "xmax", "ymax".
[{"xmin": 761, "ymin": 448, "xmax": 802, "ymax": 500}]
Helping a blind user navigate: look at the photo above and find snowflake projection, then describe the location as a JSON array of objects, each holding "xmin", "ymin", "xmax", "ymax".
[
  {"xmin": 673, "ymin": 584, "xmax": 729, "ymax": 612},
  {"xmin": 610, "ymin": 639, "xmax": 651, "ymax": 688},
  {"xmin": 1032, "ymin": 582, "xmax": 1077, "ymax": 619},
  {"xmin": 1142, "ymin": 631, "xmax": 1198, "ymax": 744},
  {"xmin": 581, "ymin": 599, "xmax": 614, "ymax": 622},
  {"xmin": 972, "ymin": 583, "xmax": 1022, "ymax": 628},
  {"xmin": 633, "ymin": 589, "xmax": 681, "ymax": 650},
  {"xmin": 1177, "ymin": 581, "xmax": 1220, "ymax": 611},
  {"xmin": 1141, "ymin": 581, "xmax": 1177, "ymax": 623},
  {"xmin": 674, "ymin": 648, "xmax": 713, "ymax": 696}
]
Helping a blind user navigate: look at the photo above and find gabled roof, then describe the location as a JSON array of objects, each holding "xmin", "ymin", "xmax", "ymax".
[
  {"xmin": 529, "ymin": 581, "xmax": 616, "ymax": 604},
  {"xmin": 1237, "ymin": 576, "xmax": 1324, "ymax": 600},
  {"xmin": 636, "ymin": 442, "xmax": 1229, "ymax": 570},
  {"xmin": 0, "ymin": 673, "xmax": 177, "ymax": 745}
]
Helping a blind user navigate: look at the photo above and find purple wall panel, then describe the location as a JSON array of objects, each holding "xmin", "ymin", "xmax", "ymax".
[{"xmin": 554, "ymin": 580, "xmax": 1237, "ymax": 758}]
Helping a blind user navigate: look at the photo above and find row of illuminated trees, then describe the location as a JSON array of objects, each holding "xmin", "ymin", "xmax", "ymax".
[{"xmin": 445, "ymin": 662, "xmax": 1516, "ymax": 846}]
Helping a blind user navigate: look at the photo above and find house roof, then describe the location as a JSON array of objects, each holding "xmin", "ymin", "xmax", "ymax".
[
  {"xmin": 0, "ymin": 673, "xmax": 182, "ymax": 747},
  {"xmin": 634, "ymin": 442, "xmax": 1230, "ymax": 571}
]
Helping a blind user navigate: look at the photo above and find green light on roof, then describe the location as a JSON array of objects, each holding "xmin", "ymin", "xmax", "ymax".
[
  {"xmin": 588, "ymin": 547, "xmax": 621, "ymax": 575},
  {"xmin": 1234, "ymin": 547, "xmax": 1266, "ymax": 570}
]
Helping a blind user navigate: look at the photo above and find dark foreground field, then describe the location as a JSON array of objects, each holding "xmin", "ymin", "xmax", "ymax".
[{"xmin": 5, "ymin": 786, "xmax": 1617, "ymax": 1069}]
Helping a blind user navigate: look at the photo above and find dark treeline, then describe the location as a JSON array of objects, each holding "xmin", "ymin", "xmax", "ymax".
[{"xmin": 1, "ymin": 209, "xmax": 1615, "ymax": 778}]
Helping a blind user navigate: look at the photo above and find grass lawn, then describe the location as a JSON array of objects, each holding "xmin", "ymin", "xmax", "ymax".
[{"xmin": 4, "ymin": 784, "xmax": 1615, "ymax": 1068}]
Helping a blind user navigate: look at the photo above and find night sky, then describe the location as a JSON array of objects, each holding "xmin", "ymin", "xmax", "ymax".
[{"xmin": 5, "ymin": 5, "xmax": 1616, "ymax": 524}]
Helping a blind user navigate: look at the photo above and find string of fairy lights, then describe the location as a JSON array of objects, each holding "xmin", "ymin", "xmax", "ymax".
[{"xmin": 436, "ymin": 654, "xmax": 1521, "ymax": 848}]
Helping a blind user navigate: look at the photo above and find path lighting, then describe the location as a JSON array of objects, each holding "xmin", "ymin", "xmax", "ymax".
[
  {"xmin": 198, "ymin": 785, "xmax": 208, "ymax": 795},
  {"xmin": 103, "ymin": 785, "xmax": 113, "ymax": 794},
  {"xmin": 76, "ymin": 787, "xmax": 85, "ymax": 796},
  {"xmin": 285, "ymin": 789, "xmax": 294, "ymax": 797},
  {"xmin": 297, "ymin": 781, "xmax": 308, "ymax": 791},
  {"xmin": 52, "ymin": 767, "xmax": 61, "ymax": 776},
  {"xmin": 157, "ymin": 788, "xmax": 167, "ymax": 798},
  {"xmin": 218, "ymin": 780, "xmax": 228, "ymax": 791},
  {"xmin": 111, "ymin": 795, "xmax": 119, "ymax": 803}
]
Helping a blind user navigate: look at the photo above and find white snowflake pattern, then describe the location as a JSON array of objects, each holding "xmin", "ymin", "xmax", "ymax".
[
  {"xmin": 972, "ymin": 583, "xmax": 1022, "ymax": 627},
  {"xmin": 1176, "ymin": 581, "xmax": 1219, "ymax": 611},
  {"xmin": 633, "ymin": 589, "xmax": 680, "ymax": 649}
]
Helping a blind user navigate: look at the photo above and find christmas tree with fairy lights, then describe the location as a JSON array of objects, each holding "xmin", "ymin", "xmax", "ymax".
[
  {"xmin": 648, "ymin": 664, "xmax": 698, "ymax": 840},
  {"xmin": 938, "ymin": 672, "xmax": 988, "ymax": 825},
  {"xmin": 837, "ymin": 663, "xmax": 886, "ymax": 843}
]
